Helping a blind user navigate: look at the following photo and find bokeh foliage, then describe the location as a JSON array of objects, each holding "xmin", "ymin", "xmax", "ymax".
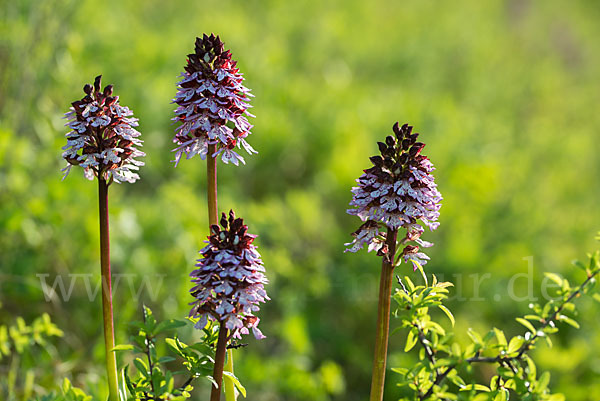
[{"xmin": 1, "ymin": 0, "xmax": 600, "ymax": 400}]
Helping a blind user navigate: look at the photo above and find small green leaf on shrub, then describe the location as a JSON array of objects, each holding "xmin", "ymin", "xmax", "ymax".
[
  {"xmin": 438, "ymin": 305, "xmax": 455, "ymax": 327},
  {"xmin": 155, "ymin": 319, "xmax": 187, "ymax": 334},
  {"xmin": 516, "ymin": 317, "xmax": 536, "ymax": 333},
  {"xmin": 111, "ymin": 344, "xmax": 134, "ymax": 352},
  {"xmin": 405, "ymin": 329, "xmax": 418, "ymax": 352},
  {"xmin": 493, "ymin": 328, "xmax": 507, "ymax": 347},
  {"xmin": 467, "ymin": 328, "xmax": 482, "ymax": 344},
  {"xmin": 223, "ymin": 371, "xmax": 247, "ymax": 398},
  {"xmin": 460, "ymin": 384, "xmax": 490, "ymax": 392},
  {"xmin": 507, "ymin": 336, "xmax": 524, "ymax": 354},
  {"xmin": 544, "ymin": 273, "xmax": 564, "ymax": 287},
  {"xmin": 557, "ymin": 315, "xmax": 580, "ymax": 329}
]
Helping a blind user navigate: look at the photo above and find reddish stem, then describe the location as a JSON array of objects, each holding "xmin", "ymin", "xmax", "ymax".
[
  {"xmin": 210, "ymin": 321, "xmax": 229, "ymax": 401},
  {"xmin": 98, "ymin": 178, "xmax": 119, "ymax": 401},
  {"xmin": 207, "ymin": 143, "xmax": 218, "ymax": 226},
  {"xmin": 369, "ymin": 229, "xmax": 398, "ymax": 401}
]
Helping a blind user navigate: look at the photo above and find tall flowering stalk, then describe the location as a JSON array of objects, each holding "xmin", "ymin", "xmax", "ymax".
[
  {"xmin": 172, "ymin": 34, "xmax": 256, "ymax": 401},
  {"xmin": 189, "ymin": 211, "xmax": 269, "ymax": 401},
  {"xmin": 345, "ymin": 123, "xmax": 441, "ymax": 401},
  {"xmin": 61, "ymin": 75, "xmax": 144, "ymax": 401}
]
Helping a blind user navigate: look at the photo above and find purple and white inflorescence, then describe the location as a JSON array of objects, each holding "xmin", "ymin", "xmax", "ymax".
[
  {"xmin": 62, "ymin": 75, "xmax": 144, "ymax": 183},
  {"xmin": 172, "ymin": 34, "xmax": 255, "ymax": 166},
  {"xmin": 190, "ymin": 211, "xmax": 269, "ymax": 340},
  {"xmin": 346, "ymin": 123, "xmax": 442, "ymax": 271}
]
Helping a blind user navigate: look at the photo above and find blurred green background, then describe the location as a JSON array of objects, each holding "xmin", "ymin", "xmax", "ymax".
[{"xmin": 1, "ymin": 0, "xmax": 600, "ymax": 399}]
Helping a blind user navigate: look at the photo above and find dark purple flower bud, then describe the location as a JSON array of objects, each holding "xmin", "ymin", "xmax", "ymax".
[
  {"xmin": 385, "ymin": 135, "xmax": 396, "ymax": 147},
  {"xmin": 190, "ymin": 211, "xmax": 269, "ymax": 340},
  {"xmin": 61, "ymin": 75, "xmax": 145, "ymax": 183},
  {"xmin": 409, "ymin": 142, "xmax": 425, "ymax": 157},
  {"xmin": 370, "ymin": 155, "xmax": 384, "ymax": 167},
  {"xmin": 172, "ymin": 34, "xmax": 256, "ymax": 167},
  {"xmin": 103, "ymin": 85, "xmax": 114, "ymax": 97}
]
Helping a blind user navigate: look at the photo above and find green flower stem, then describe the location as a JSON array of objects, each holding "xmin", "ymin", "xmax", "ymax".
[
  {"xmin": 224, "ymin": 349, "xmax": 236, "ymax": 401},
  {"xmin": 206, "ymin": 145, "xmax": 237, "ymax": 401},
  {"xmin": 98, "ymin": 178, "xmax": 119, "ymax": 401},
  {"xmin": 369, "ymin": 228, "xmax": 398, "ymax": 401}
]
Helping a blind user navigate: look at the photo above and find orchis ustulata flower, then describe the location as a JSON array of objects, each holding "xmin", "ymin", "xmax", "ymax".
[
  {"xmin": 345, "ymin": 123, "xmax": 442, "ymax": 271},
  {"xmin": 190, "ymin": 210, "xmax": 268, "ymax": 340},
  {"xmin": 172, "ymin": 34, "xmax": 255, "ymax": 166},
  {"xmin": 62, "ymin": 75, "xmax": 145, "ymax": 183}
]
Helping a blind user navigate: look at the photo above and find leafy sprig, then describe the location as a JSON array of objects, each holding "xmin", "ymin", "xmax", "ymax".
[
  {"xmin": 393, "ymin": 250, "xmax": 600, "ymax": 401},
  {"xmin": 0, "ymin": 312, "xmax": 64, "ymax": 400},
  {"xmin": 115, "ymin": 306, "xmax": 218, "ymax": 401}
]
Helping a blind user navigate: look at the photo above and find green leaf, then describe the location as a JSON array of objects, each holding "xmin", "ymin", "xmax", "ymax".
[
  {"xmin": 413, "ymin": 260, "xmax": 428, "ymax": 286},
  {"xmin": 424, "ymin": 320, "xmax": 446, "ymax": 336},
  {"xmin": 448, "ymin": 373, "xmax": 466, "ymax": 388},
  {"xmin": 523, "ymin": 354, "xmax": 536, "ymax": 380},
  {"xmin": 143, "ymin": 305, "xmax": 157, "ymax": 331},
  {"xmin": 516, "ymin": 317, "xmax": 536, "ymax": 333},
  {"xmin": 158, "ymin": 356, "xmax": 176, "ymax": 364},
  {"xmin": 460, "ymin": 384, "xmax": 491, "ymax": 392},
  {"xmin": 165, "ymin": 338, "xmax": 179, "ymax": 351},
  {"xmin": 544, "ymin": 273, "xmax": 564, "ymax": 287},
  {"xmin": 494, "ymin": 388, "xmax": 509, "ymax": 401},
  {"xmin": 404, "ymin": 276, "xmax": 415, "ymax": 292},
  {"xmin": 155, "ymin": 319, "xmax": 187, "ymax": 335},
  {"xmin": 111, "ymin": 344, "xmax": 134, "ymax": 352},
  {"xmin": 438, "ymin": 305, "xmax": 455, "ymax": 327},
  {"xmin": 523, "ymin": 314, "xmax": 542, "ymax": 322},
  {"xmin": 118, "ymin": 367, "xmax": 128, "ymax": 401},
  {"xmin": 537, "ymin": 371, "xmax": 550, "ymax": 391},
  {"xmin": 404, "ymin": 329, "xmax": 418, "ymax": 352},
  {"xmin": 189, "ymin": 342, "xmax": 214, "ymax": 356},
  {"xmin": 62, "ymin": 378, "xmax": 72, "ymax": 393},
  {"xmin": 507, "ymin": 336, "xmax": 525, "ymax": 354},
  {"xmin": 452, "ymin": 342, "xmax": 461, "ymax": 357},
  {"xmin": 493, "ymin": 328, "xmax": 507, "ymax": 347},
  {"xmin": 572, "ymin": 259, "xmax": 587, "ymax": 272},
  {"xmin": 134, "ymin": 358, "xmax": 149, "ymax": 376},
  {"xmin": 223, "ymin": 371, "xmax": 247, "ymax": 398},
  {"xmin": 482, "ymin": 330, "xmax": 496, "ymax": 344},
  {"xmin": 467, "ymin": 328, "xmax": 482, "ymax": 345},
  {"xmin": 592, "ymin": 293, "xmax": 600, "ymax": 303},
  {"xmin": 123, "ymin": 366, "xmax": 136, "ymax": 395},
  {"xmin": 557, "ymin": 315, "xmax": 580, "ymax": 329}
]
